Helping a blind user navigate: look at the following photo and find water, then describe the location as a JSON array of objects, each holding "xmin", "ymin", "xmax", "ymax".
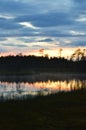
[{"xmin": 0, "ymin": 73, "xmax": 86, "ymax": 100}]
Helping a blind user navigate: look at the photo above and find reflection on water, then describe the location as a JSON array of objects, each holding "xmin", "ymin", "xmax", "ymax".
[{"xmin": 0, "ymin": 78, "xmax": 86, "ymax": 100}]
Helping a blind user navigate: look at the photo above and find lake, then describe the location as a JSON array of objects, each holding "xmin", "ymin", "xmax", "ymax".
[{"xmin": 0, "ymin": 73, "xmax": 86, "ymax": 100}]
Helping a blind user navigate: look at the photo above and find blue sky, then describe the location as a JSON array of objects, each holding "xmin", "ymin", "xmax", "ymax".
[{"xmin": 0, "ymin": 0, "xmax": 86, "ymax": 56}]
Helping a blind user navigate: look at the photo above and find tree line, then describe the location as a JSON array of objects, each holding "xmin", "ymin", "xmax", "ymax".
[{"xmin": 0, "ymin": 48, "xmax": 86, "ymax": 75}]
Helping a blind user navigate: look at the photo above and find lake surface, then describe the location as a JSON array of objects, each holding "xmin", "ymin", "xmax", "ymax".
[{"xmin": 0, "ymin": 73, "xmax": 86, "ymax": 100}]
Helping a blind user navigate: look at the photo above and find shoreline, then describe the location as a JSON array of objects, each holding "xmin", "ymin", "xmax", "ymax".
[{"xmin": 0, "ymin": 72, "xmax": 85, "ymax": 82}]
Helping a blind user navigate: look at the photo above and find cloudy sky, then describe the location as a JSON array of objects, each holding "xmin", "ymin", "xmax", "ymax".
[{"xmin": 0, "ymin": 0, "xmax": 86, "ymax": 57}]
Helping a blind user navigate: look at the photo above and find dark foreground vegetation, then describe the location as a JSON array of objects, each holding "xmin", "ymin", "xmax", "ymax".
[
  {"xmin": 0, "ymin": 54, "xmax": 86, "ymax": 75},
  {"xmin": 0, "ymin": 89, "xmax": 86, "ymax": 130}
]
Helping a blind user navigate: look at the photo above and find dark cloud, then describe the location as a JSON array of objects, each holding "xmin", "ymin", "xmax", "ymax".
[
  {"xmin": 0, "ymin": 0, "xmax": 85, "ymax": 50},
  {"xmin": 60, "ymin": 40, "xmax": 86, "ymax": 47},
  {"xmin": 71, "ymin": 41, "xmax": 86, "ymax": 47},
  {"xmin": 0, "ymin": 18, "xmax": 22, "ymax": 30},
  {"xmin": 0, "ymin": 37, "xmax": 7, "ymax": 41},
  {"xmin": 17, "ymin": 37, "xmax": 36, "ymax": 43},
  {"xmin": 15, "ymin": 12, "xmax": 75, "ymax": 27},
  {"xmin": 2, "ymin": 43, "xmax": 28, "ymax": 47},
  {"xmin": 0, "ymin": 0, "xmax": 35, "ymax": 15},
  {"xmin": 32, "ymin": 45, "xmax": 43, "ymax": 48},
  {"xmin": 38, "ymin": 38, "xmax": 53, "ymax": 42},
  {"xmin": 72, "ymin": 0, "xmax": 86, "ymax": 15},
  {"xmin": 32, "ymin": 45, "xmax": 50, "ymax": 50}
]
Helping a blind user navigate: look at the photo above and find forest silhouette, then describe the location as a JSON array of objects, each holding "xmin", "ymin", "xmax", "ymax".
[{"xmin": 0, "ymin": 48, "xmax": 86, "ymax": 75}]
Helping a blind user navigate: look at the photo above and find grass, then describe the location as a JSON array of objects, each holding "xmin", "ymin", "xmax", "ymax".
[{"xmin": 0, "ymin": 90, "xmax": 86, "ymax": 129}]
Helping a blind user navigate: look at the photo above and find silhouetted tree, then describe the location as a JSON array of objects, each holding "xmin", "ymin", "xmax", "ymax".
[
  {"xmin": 39, "ymin": 49, "xmax": 44, "ymax": 56},
  {"xmin": 81, "ymin": 49, "xmax": 86, "ymax": 60},
  {"xmin": 71, "ymin": 49, "xmax": 83, "ymax": 61},
  {"xmin": 17, "ymin": 53, "xmax": 23, "ymax": 56},
  {"xmin": 44, "ymin": 54, "xmax": 49, "ymax": 58},
  {"xmin": 59, "ymin": 48, "xmax": 62, "ymax": 58}
]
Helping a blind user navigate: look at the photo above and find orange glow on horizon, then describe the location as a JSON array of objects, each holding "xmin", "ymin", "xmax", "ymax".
[{"xmin": 0, "ymin": 47, "xmax": 85, "ymax": 58}]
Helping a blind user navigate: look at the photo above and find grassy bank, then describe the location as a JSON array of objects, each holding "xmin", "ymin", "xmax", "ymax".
[{"xmin": 0, "ymin": 90, "xmax": 86, "ymax": 129}]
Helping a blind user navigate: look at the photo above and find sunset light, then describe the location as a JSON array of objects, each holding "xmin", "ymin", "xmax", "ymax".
[
  {"xmin": 0, "ymin": 0, "xmax": 85, "ymax": 57},
  {"xmin": 0, "ymin": 1, "xmax": 86, "ymax": 129}
]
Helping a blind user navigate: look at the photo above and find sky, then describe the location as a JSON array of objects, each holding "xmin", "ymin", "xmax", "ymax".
[{"xmin": 0, "ymin": 0, "xmax": 86, "ymax": 57}]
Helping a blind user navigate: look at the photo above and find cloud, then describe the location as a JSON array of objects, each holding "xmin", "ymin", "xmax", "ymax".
[
  {"xmin": 71, "ymin": 41, "xmax": 86, "ymax": 47},
  {"xmin": 0, "ymin": 0, "xmax": 85, "ymax": 37},
  {"xmin": 69, "ymin": 30, "xmax": 86, "ymax": 36},
  {"xmin": 38, "ymin": 38, "xmax": 54, "ymax": 42},
  {"xmin": 0, "ymin": 37, "xmax": 7, "ymax": 41},
  {"xmin": 0, "ymin": 0, "xmax": 33, "ymax": 16},
  {"xmin": 15, "ymin": 12, "xmax": 75, "ymax": 27},
  {"xmin": 17, "ymin": 37, "xmax": 37, "ymax": 43},
  {"xmin": 59, "ymin": 38, "xmax": 86, "ymax": 47},
  {"xmin": 0, "ymin": 0, "xmax": 52, "ymax": 16},
  {"xmin": 0, "ymin": 18, "xmax": 22, "ymax": 30},
  {"xmin": 19, "ymin": 22, "xmax": 39, "ymax": 29},
  {"xmin": 72, "ymin": 0, "xmax": 86, "ymax": 15},
  {"xmin": 2, "ymin": 43, "xmax": 28, "ymax": 47},
  {"xmin": 0, "ymin": 0, "xmax": 85, "ymax": 54}
]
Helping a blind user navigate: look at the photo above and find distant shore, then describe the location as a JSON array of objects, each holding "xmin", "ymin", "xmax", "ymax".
[
  {"xmin": 0, "ymin": 55, "xmax": 86, "ymax": 75},
  {"xmin": 0, "ymin": 72, "xmax": 86, "ymax": 82}
]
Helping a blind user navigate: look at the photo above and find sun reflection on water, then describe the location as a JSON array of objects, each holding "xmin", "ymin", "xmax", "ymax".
[{"xmin": 0, "ymin": 79, "xmax": 86, "ymax": 100}]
